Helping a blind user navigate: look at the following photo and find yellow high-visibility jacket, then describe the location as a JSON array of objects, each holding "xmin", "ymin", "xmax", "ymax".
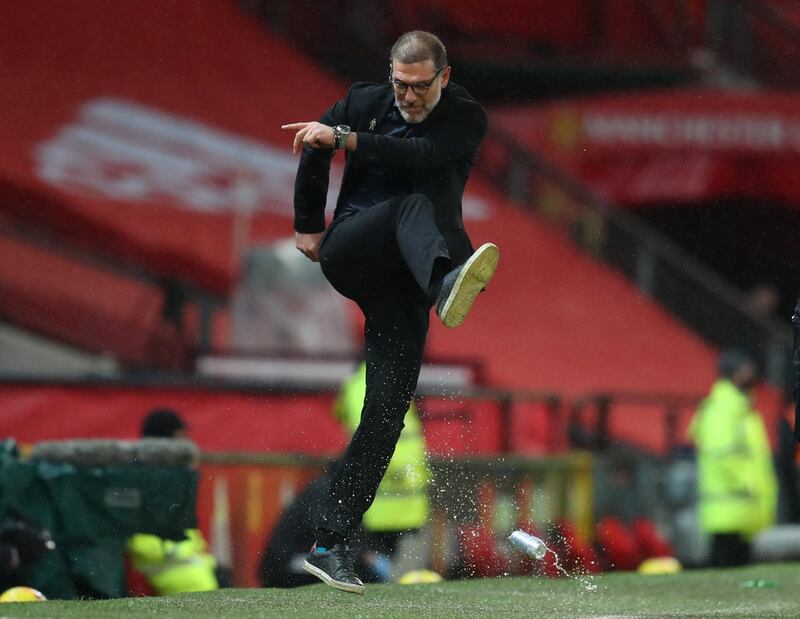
[
  {"xmin": 127, "ymin": 528, "xmax": 218, "ymax": 595},
  {"xmin": 336, "ymin": 363, "xmax": 430, "ymax": 531},
  {"xmin": 688, "ymin": 380, "xmax": 778, "ymax": 538}
]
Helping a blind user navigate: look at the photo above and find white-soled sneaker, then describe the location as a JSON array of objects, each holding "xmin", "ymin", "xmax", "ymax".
[
  {"xmin": 436, "ymin": 243, "xmax": 499, "ymax": 328},
  {"xmin": 303, "ymin": 543, "xmax": 365, "ymax": 595}
]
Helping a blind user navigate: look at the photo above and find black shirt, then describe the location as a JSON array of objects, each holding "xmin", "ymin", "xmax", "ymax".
[{"xmin": 335, "ymin": 105, "xmax": 412, "ymax": 222}]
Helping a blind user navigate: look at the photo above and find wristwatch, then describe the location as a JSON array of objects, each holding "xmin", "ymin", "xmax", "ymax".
[{"xmin": 333, "ymin": 124, "xmax": 351, "ymax": 150}]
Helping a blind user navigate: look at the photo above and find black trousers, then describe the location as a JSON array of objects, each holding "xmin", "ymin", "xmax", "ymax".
[
  {"xmin": 709, "ymin": 533, "xmax": 751, "ymax": 567},
  {"xmin": 316, "ymin": 193, "xmax": 451, "ymax": 538}
]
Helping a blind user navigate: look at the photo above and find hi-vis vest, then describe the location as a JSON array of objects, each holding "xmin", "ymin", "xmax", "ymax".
[
  {"xmin": 127, "ymin": 528, "xmax": 218, "ymax": 595},
  {"xmin": 336, "ymin": 363, "xmax": 430, "ymax": 531},
  {"xmin": 688, "ymin": 380, "xmax": 778, "ymax": 538}
]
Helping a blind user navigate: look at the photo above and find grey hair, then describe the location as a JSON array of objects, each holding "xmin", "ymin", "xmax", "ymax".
[{"xmin": 390, "ymin": 31, "xmax": 448, "ymax": 69}]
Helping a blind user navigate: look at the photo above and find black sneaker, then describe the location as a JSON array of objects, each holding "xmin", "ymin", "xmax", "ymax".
[
  {"xmin": 303, "ymin": 543, "xmax": 366, "ymax": 594},
  {"xmin": 436, "ymin": 242, "xmax": 499, "ymax": 328}
]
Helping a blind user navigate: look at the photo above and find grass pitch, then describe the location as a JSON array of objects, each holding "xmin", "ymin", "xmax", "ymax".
[{"xmin": 1, "ymin": 563, "xmax": 798, "ymax": 618}]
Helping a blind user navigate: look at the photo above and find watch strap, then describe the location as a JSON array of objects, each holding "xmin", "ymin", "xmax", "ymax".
[{"xmin": 333, "ymin": 125, "xmax": 350, "ymax": 150}]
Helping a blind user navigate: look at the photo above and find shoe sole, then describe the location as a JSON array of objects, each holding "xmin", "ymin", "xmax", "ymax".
[
  {"xmin": 439, "ymin": 242, "xmax": 499, "ymax": 328},
  {"xmin": 302, "ymin": 560, "xmax": 366, "ymax": 595}
]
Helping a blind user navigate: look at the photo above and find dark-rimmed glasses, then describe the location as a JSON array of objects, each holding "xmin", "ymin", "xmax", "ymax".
[{"xmin": 390, "ymin": 67, "xmax": 445, "ymax": 96}]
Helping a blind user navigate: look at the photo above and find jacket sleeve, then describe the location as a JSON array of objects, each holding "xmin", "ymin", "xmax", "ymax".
[
  {"xmin": 355, "ymin": 100, "xmax": 487, "ymax": 169},
  {"xmin": 292, "ymin": 88, "xmax": 352, "ymax": 233},
  {"xmin": 793, "ymin": 296, "xmax": 800, "ymax": 441}
]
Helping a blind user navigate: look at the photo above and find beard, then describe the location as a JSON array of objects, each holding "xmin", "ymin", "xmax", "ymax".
[{"xmin": 396, "ymin": 88, "xmax": 442, "ymax": 124}]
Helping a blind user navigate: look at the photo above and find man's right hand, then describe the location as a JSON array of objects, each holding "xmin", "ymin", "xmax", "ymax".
[{"xmin": 296, "ymin": 231, "xmax": 324, "ymax": 262}]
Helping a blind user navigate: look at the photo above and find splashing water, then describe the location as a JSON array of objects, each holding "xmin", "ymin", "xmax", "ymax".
[
  {"xmin": 547, "ymin": 547, "xmax": 598, "ymax": 592},
  {"xmin": 548, "ymin": 546, "xmax": 570, "ymax": 578},
  {"xmin": 509, "ymin": 530, "xmax": 598, "ymax": 593}
]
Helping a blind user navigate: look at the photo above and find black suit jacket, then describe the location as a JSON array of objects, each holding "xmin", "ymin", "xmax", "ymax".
[{"xmin": 292, "ymin": 81, "xmax": 487, "ymax": 265}]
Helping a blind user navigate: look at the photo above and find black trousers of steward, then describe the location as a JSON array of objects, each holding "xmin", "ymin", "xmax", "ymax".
[{"xmin": 317, "ymin": 193, "xmax": 452, "ymax": 538}]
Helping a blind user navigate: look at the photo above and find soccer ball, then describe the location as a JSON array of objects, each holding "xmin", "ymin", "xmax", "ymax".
[{"xmin": 0, "ymin": 586, "xmax": 47, "ymax": 602}]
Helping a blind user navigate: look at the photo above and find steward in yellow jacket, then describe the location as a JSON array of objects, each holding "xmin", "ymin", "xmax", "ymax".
[
  {"xmin": 335, "ymin": 363, "xmax": 430, "ymax": 533},
  {"xmin": 127, "ymin": 529, "xmax": 218, "ymax": 595},
  {"xmin": 688, "ymin": 351, "xmax": 777, "ymax": 566},
  {"xmin": 129, "ymin": 409, "xmax": 219, "ymax": 594}
]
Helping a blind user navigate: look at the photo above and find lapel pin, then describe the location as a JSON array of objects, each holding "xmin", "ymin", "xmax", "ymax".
[{"xmin": 369, "ymin": 118, "xmax": 376, "ymax": 131}]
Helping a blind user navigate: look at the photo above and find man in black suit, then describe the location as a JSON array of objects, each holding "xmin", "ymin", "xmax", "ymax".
[{"xmin": 282, "ymin": 31, "xmax": 498, "ymax": 594}]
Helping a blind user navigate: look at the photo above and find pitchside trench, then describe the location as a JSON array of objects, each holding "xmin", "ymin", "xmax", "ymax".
[{"xmin": 0, "ymin": 563, "xmax": 798, "ymax": 618}]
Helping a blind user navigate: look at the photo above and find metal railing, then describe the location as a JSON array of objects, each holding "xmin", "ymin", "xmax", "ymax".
[
  {"xmin": 569, "ymin": 392, "xmax": 705, "ymax": 455},
  {"xmin": 417, "ymin": 386, "xmax": 563, "ymax": 455}
]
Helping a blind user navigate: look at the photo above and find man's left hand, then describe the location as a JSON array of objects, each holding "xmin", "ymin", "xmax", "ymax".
[
  {"xmin": 295, "ymin": 231, "xmax": 324, "ymax": 262},
  {"xmin": 281, "ymin": 122, "xmax": 334, "ymax": 154}
]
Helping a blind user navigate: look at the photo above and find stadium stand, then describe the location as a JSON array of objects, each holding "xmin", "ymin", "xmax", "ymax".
[
  {"xmin": 0, "ymin": 170, "xmax": 730, "ymax": 455},
  {"xmin": 394, "ymin": 0, "xmax": 706, "ymax": 60},
  {"xmin": 0, "ymin": 0, "xmax": 345, "ymax": 296},
  {"xmin": 426, "ymin": 179, "xmax": 718, "ymax": 396},
  {"xmin": 0, "ymin": 0, "xmax": 719, "ymax": 402},
  {"xmin": 4, "ymin": 0, "xmax": 797, "ymax": 589},
  {"xmin": 0, "ymin": 0, "xmax": 352, "ymax": 367},
  {"xmin": 0, "ymin": 230, "xmax": 187, "ymax": 368},
  {"xmin": 260, "ymin": 0, "xmax": 705, "ymax": 101}
]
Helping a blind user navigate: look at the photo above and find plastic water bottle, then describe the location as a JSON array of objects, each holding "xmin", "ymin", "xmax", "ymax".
[{"xmin": 508, "ymin": 530, "xmax": 547, "ymax": 560}]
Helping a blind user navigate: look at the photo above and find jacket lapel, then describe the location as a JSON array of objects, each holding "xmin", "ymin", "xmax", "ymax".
[{"xmin": 360, "ymin": 87, "xmax": 395, "ymax": 133}]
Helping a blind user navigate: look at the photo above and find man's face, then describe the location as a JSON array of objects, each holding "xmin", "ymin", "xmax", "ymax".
[{"xmin": 390, "ymin": 59, "xmax": 451, "ymax": 124}]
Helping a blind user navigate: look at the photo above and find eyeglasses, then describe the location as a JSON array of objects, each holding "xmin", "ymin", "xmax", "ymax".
[{"xmin": 389, "ymin": 67, "xmax": 445, "ymax": 96}]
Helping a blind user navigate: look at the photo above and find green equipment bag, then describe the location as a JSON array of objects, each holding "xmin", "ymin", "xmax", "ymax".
[{"xmin": 0, "ymin": 439, "xmax": 198, "ymax": 599}]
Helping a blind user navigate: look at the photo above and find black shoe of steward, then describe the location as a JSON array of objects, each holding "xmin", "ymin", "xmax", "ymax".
[
  {"xmin": 436, "ymin": 242, "xmax": 499, "ymax": 328},
  {"xmin": 303, "ymin": 543, "xmax": 365, "ymax": 594}
]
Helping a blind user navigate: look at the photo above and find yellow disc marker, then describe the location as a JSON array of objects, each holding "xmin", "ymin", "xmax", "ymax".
[
  {"xmin": 398, "ymin": 570, "xmax": 443, "ymax": 585},
  {"xmin": 637, "ymin": 556, "xmax": 683, "ymax": 575}
]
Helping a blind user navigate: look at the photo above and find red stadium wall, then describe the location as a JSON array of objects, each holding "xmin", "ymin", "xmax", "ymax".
[{"xmin": 0, "ymin": 382, "xmax": 557, "ymax": 456}]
